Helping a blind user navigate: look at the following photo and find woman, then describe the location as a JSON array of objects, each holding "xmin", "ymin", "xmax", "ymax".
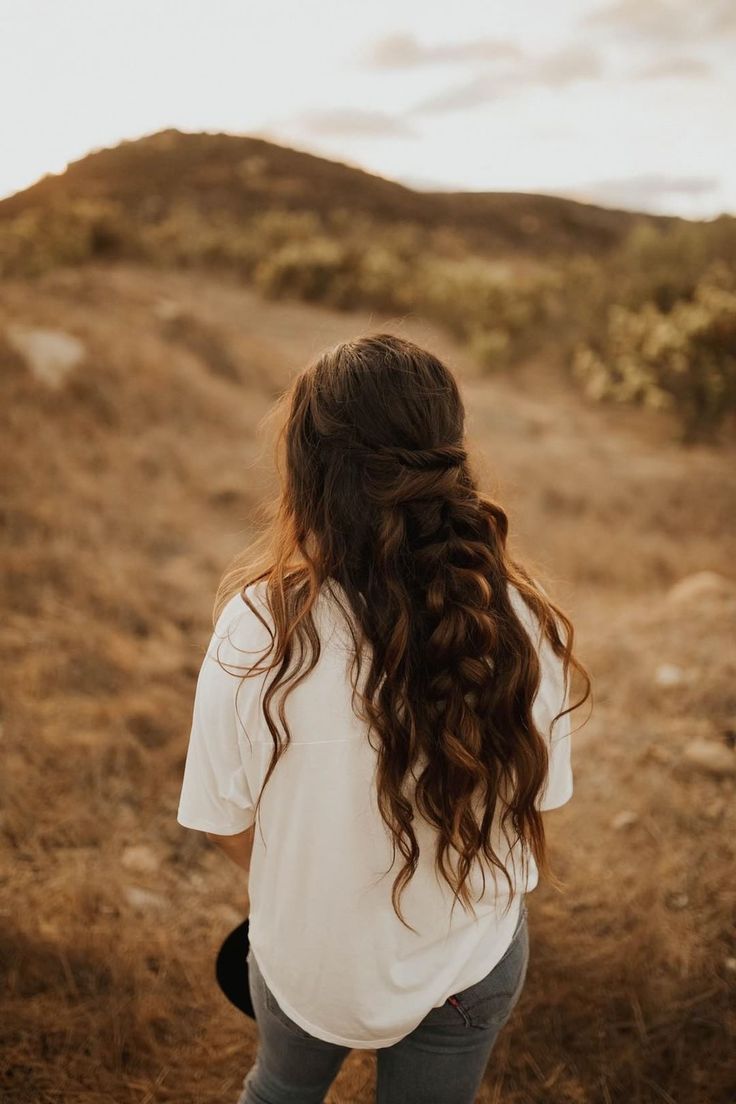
[{"xmin": 176, "ymin": 333, "xmax": 590, "ymax": 1104}]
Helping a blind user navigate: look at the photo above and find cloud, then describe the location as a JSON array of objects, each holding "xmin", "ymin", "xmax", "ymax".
[
  {"xmin": 411, "ymin": 46, "xmax": 605, "ymax": 115},
  {"xmin": 412, "ymin": 73, "xmax": 513, "ymax": 114},
  {"xmin": 294, "ymin": 109, "xmax": 416, "ymax": 139},
  {"xmin": 632, "ymin": 57, "xmax": 712, "ymax": 79},
  {"xmin": 532, "ymin": 45, "xmax": 604, "ymax": 85},
  {"xmin": 583, "ymin": 0, "xmax": 736, "ymax": 42},
  {"xmin": 364, "ymin": 33, "xmax": 522, "ymax": 69},
  {"xmin": 562, "ymin": 172, "xmax": 718, "ymax": 211}
]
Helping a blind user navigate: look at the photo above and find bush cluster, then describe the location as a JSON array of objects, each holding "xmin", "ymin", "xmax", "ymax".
[
  {"xmin": 572, "ymin": 262, "xmax": 736, "ymax": 441},
  {"xmin": 1, "ymin": 198, "xmax": 734, "ymax": 440}
]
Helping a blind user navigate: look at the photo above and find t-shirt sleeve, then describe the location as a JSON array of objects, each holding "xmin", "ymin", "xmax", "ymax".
[
  {"xmin": 507, "ymin": 581, "xmax": 574, "ymax": 812},
  {"xmin": 176, "ymin": 610, "xmax": 259, "ymax": 836},
  {"xmin": 533, "ymin": 627, "xmax": 574, "ymax": 811}
]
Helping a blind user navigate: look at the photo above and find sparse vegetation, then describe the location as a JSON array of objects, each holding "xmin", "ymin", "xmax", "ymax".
[
  {"xmin": 1, "ymin": 262, "xmax": 735, "ymax": 1104},
  {"xmin": 3, "ymin": 130, "xmax": 735, "ymax": 442},
  {"xmin": 1, "ymin": 132, "xmax": 735, "ymax": 1102},
  {"xmin": 573, "ymin": 261, "xmax": 736, "ymax": 442}
]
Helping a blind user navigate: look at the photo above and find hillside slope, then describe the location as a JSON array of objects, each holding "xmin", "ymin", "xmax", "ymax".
[{"xmin": 0, "ymin": 128, "xmax": 679, "ymax": 258}]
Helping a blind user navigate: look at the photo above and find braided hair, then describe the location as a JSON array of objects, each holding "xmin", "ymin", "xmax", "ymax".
[{"xmin": 214, "ymin": 333, "xmax": 590, "ymax": 930}]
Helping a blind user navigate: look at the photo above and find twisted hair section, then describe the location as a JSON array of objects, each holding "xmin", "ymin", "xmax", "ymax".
[{"xmin": 213, "ymin": 333, "xmax": 591, "ymax": 931}]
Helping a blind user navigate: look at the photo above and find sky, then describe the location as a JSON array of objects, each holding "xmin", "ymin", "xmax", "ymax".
[{"xmin": 1, "ymin": 0, "xmax": 734, "ymax": 218}]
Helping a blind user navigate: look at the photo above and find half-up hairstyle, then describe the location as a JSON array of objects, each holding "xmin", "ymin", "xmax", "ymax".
[{"xmin": 214, "ymin": 333, "xmax": 591, "ymax": 931}]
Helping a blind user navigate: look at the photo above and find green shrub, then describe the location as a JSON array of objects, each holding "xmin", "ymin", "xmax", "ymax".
[
  {"xmin": 253, "ymin": 238, "xmax": 356, "ymax": 307},
  {"xmin": 572, "ymin": 263, "xmax": 736, "ymax": 441},
  {"xmin": 353, "ymin": 246, "xmax": 415, "ymax": 313},
  {"xmin": 0, "ymin": 201, "xmax": 133, "ymax": 277},
  {"xmin": 604, "ymin": 218, "xmax": 736, "ymax": 314},
  {"xmin": 467, "ymin": 326, "xmax": 513, "ymax": 371},
  {"xmin": 412, "ymin": 258, "xmax": 559, "ymax": 343}
]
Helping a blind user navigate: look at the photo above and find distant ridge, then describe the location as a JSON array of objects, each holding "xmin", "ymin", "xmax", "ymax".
[{"xmin": 0, "ymin": 128, "xmax": 683, "ymax": 258}]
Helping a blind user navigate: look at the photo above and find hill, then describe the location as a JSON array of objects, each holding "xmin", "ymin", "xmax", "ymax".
[{"xmin": 0, "ymin": 128, "xmax": 679, "ymax": 258}]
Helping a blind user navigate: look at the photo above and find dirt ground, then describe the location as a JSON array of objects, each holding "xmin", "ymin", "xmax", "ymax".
[{"xmin": 1, "ymin": 264, "xmax": 734, "ymax": 1104}]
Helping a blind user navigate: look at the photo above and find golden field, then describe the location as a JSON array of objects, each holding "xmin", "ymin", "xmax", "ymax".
[{"xmin": 1, "ymin": 135, "xmax": 735, "ymax": 1104}]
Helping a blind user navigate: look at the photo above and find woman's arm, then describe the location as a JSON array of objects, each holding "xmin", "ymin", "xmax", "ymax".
[{"xmin": 205, "ymin": 824, "xmax": 255, "ymax": 872}]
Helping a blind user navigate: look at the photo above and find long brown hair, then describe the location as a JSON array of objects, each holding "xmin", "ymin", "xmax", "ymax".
[{"xmin": 213, "ymin": 333, "xmax": 591, "ymax": 930}]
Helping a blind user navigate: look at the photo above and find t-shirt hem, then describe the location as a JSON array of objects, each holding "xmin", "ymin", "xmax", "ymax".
[
  {"xmin": 176, "ymin": 809, "xmax": 255, "ymax": 835},
  {"xmin": 250, "ymin": 944, "xmax": 414, "ymax": 1050}
]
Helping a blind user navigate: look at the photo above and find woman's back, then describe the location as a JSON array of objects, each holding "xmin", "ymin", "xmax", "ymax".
[{"xmin": 177, "ymin": 573, "xmax": 573, "ymax": 1048}]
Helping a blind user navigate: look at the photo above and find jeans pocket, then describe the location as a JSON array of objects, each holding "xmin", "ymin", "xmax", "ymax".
[
  {"xmin": 249, "ymin": 947, "xmax": 303, "ymax": 1036},
  {"xmin": 451, "ymin": 911, "xmax": 530, "ymax": 1031},
  {"xmin": 260, "ymin": 972, "xmax": 315, "ymax": 1039}
]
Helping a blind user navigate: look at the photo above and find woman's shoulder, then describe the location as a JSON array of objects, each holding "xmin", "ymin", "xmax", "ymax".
[
  {"xmin": 505, "ymin": 579, "xmax": 539, "ymax": 637},
  {"xmin": 212, "ymin": 581, "xmax": 275, "ymax": 659},
  {"xmin": 505, "ymin": 578, "xmax": 564, "ymax": 675}
]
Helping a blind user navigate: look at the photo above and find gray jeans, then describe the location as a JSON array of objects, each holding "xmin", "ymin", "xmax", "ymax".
[{"xmin": 237, "ymin": 898, "xmax": 529, "ymax": 1104}]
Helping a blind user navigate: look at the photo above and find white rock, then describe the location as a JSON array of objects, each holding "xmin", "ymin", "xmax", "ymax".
[
  {"xmin": 610, "ymin": 810, "xmax": 639, "ymax": 830},
  {"xmin": 6, "ymin": 325, "xmax": 85, "ymax": 387},
  {"xmin": 655, "ymin": 663, "xmax": 686, "ymax": 688},
  {"xmin": 121, "ymin": 844, "xmax": 159, "ymax": 874},
  {"xmin": 666, "ymin": 571, "xmax": 734, "ymax": 605},
  {"xmin": 666, "ymin": 892, "xmax": 689, "ymax": 911},
  {"xmin": 124, "ymin": 886, "xmax": 167, "ymax": 911},
  {"xmin": 683, "ymin": 739, "xmax": 736, "ymax": 776}
]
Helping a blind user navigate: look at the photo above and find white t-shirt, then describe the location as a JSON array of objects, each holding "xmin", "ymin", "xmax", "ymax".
[{"xmin": 176, "ymin": 578, "xmax": 573, "ymax": 1048}]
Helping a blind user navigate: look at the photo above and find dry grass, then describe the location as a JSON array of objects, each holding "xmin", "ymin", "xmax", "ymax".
[{"xmin": 1, "ymin": 263, "xmax": 734, "ymax": 1103}]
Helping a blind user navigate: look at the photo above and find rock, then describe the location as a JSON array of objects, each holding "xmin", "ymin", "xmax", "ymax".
[
  {"xmin": 683, "ymin": 739, "xmax": 736, "ymax": 776},
  {"xmin": 124, "ymin": 886, "xmax": 167, "ymax": 912},
  {"xmin": 610, "ymin": 810, "xmax": 639, "ymax": 830},
  {"xmin": 666, "ymin": 571, "xmax": 734, "ymax": 605},
  {"xmin": 6, "ymin": 325, "xmax": 85, "ymax": 387},
  {"xmin": 655, "ymin": 663, "xmax": 687, "ymax": 688},
  {"xmin": 154, "ymin": 298, "xmax": 183, "ymax": 322},
  {"xmin": 121, "ymin": 844, "xmax": 159, "ymax": 874}
]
